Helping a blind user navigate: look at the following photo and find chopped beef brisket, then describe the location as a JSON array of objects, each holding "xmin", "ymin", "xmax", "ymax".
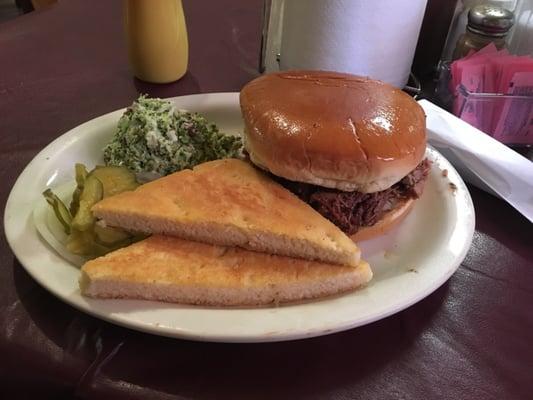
[{"xmin": 276, "ymin": 159, "xmax": 431, "ymax": 235}]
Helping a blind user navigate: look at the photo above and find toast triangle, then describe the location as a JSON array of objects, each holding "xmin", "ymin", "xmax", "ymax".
[
  {"xmin": 80, "ymin": 235, "xmax": 372, "ymax": 306},
  {"xmin": 92, "ymin": 159, "xmax": 360, "ymax": 266}
]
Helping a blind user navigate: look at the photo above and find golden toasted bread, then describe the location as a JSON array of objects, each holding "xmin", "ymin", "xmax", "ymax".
[
  {"xmin": 91, "ymin": 159, "xmax": 360, "ymax": 266},
  {"xmin": 80, "ymin": 235, "xmax": 372, "ymax": 306}
]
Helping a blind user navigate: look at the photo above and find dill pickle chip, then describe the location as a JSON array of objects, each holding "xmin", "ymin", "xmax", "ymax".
[
  {"xmin": 66, "ymin": 228, "xmax": 95, "ymax": 256},
  {"xmin": 47, "ymin": 164, "xmax": 142, "ymax": 259},
  {"xmin": 70, "ymin": 188, "xmax": 81, "ymax": 216},
  {"xmin": 71, "ymin": 175, "xmax": 103, "ymax": 231},
  {"xmin": 70, "ymin": 164, "xmax": 88, "ymax": 215},
  {"xmin": 89, "ymin": 165, "xmax": 138, "ymax": 197},
  {"xmin": 93, "ymin": 224, "xmax": 131, "ymax": 246},
  {"xmin": 75, "ymin": 163, "xmax": 88, "ymax": 187},
  {"xmin": 43, "ymin": 188, "xmax": 72, "ymax": 235}
]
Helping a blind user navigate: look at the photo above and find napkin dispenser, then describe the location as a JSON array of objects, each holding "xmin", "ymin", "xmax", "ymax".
[{"xmin": 261, "ymin": 0, "xmax": 428, "ymax": 88}]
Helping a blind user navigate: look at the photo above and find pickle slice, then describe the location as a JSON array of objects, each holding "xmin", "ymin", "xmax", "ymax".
[
  {"xmin": 94, "ymin": 224, "xmax": 131, "ymax": 246},
  {"xmin": 75, "ymin": 163, "xmax": 89, "ymax": 186},
  {"xmin": 90, "ymin": 165, "xmax": 138, "ymax": 197},
  {"xmin": 46, "ymin": 164, "xmax": 142, "ymax": 259},
  {"xmin": 71, "ymin": 175, "xmax": 103, "ymax": 231},
  {"xmin": 43, "ymin": 188, "xmax": 72, "ymax": 234},
  {"xmin": 66, "ymin": 229, "xmax": 95, "ymax": 256},
  {"xmin": 70, "ymin": 163, "xmax": 89, "ymax": 215}
]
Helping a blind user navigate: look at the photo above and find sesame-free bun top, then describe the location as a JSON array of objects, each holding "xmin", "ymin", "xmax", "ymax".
[{"xmin": 240, "ymin": 71, "xmax": 427, "ymax": 193}]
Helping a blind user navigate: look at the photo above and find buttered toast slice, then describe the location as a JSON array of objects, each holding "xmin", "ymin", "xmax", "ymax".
[
  {"xmin": 80, "ymin": 235, "xmax": 372, "ymax": 306},
  {"xmin": 92, "ymin": 159, "xmax": 360, "ymax": 266}
]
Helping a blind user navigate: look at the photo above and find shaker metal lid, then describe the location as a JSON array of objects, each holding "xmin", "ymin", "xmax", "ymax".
[{"xmin": 467, "ymin": 4, "xmax": 515, "ymax": 37}]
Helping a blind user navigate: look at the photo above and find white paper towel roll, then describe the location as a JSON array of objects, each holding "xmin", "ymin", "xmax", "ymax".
[{"xmin": 278, "ymin": 0, "xmax": 428, "ymax": 88}]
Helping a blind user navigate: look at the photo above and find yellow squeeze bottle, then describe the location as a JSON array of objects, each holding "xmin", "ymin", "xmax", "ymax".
[{"xmin": 124, "ymin": 0, "xmax": 189, "ymax": 83}]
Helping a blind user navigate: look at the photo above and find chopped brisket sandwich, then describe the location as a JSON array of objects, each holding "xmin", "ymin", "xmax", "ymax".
[{"xmin": 240, "ymin": 71, "xmax": 431, "ymax": 241}]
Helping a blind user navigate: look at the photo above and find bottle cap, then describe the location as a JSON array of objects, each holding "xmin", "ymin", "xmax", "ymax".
[{"xmin": 467, "ymin": 5, "xmax": 515, "ymax": 37}]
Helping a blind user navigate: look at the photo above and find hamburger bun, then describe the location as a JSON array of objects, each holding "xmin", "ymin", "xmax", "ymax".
[{"xmin": 240, "ymin": 71, "xmax": 426, "ymax": 193}]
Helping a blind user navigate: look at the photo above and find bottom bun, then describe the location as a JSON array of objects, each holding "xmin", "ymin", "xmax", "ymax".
[{"xmin": 350, "ymin": 199, "xmax": 415, "ymax": 242}]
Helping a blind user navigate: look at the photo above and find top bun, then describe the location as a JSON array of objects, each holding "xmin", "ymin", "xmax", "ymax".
[{"xmin": 240, "ymin": 71, "xmax": 426, "ymax": 193}]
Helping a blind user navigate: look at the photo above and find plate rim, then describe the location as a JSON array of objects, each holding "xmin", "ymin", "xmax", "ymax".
[{"xmin": 4, "ymin": 92, "xmax": 475, "ymax": 343}]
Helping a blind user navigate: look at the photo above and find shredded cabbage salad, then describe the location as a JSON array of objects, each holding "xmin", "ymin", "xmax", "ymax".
[{"xmin": 103, "ymin": 95, "xmax": 242, "ymax": 176}]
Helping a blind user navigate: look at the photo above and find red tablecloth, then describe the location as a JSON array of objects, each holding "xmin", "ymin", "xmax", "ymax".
[{"xmin": 1, "ymin": 1, "xmax": 532, "ymax": 399}]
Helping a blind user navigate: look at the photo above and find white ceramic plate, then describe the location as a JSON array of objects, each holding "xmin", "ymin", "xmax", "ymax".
[{"xmin": 4, "ymin": 93, "xmax": 475, "ymax": 343}]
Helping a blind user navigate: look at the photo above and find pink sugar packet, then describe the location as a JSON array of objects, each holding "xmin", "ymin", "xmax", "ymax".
[
  {"xmin": 451, "ymin": 46, "xmax": 497, "ymax": 116},
  {"xmin": 456, "ymin": 64, "xmax": 485, "ymax": 125},
  {"xmin": 458, "ymin": 53, "xmax": 498, "ymax": 132},
  {"xmin": 490, "ymin": 58, "xmax": 533, "ymax": 135},
  {"xmin": 451, "ymin": 44, "xmax": 499, "ymax": 113}
]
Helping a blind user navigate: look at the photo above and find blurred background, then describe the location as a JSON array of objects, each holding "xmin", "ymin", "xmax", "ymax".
[
  {"xmin": 2, "ymin": 0, "xmax": 531, "ymax": 150},
  {"xmin": 0, "ymin": 0, "xmax": 460, "ymax": 81},
  {"xmin": 3, "ymin": 0, "xmax": 532, "ymax": 85},
  {"xmin": 0, "ymin": 0, "xmax": 56, "ymax": 20}
]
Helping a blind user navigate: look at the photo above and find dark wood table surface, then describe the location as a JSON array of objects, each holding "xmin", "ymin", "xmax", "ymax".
[{"xmin": 1, "ymin": 1, "xmax": 532, "ymax": 399}]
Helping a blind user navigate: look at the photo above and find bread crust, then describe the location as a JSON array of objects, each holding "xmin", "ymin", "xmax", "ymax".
[
  {"xmin": 240, "ymin": 71, "xmax": 427, "ymax": 193},
  {"xmin": 350, "ymin": 199, "xmax": 414, "ymax": 242},
  {"xmin": 80, "ymin": 235, "xmax": 372, "ymax": 306}
]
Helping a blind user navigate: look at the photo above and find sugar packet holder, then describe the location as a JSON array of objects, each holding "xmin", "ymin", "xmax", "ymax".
[
  {"xmin": 419, "ymin": 100, "xmax": 533, "ymax": 223},
  {"xmin": 456, "ymin": 85, "xmax": 533, "ymax": 145},
  {"xmin": 447, "ymin": 43, "xmax": 533, "ymax": 145}
]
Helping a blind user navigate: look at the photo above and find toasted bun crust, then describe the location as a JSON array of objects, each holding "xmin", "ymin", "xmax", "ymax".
[
  {"xmin": 80, "ymin": 235, "xmax": 372, "ymax": 306},
  {"xmin": 240, "ymin": 71, "xmax": 427, "ymax": 193},
  {"xmin": 92, "ymin": 159, "xmax": 360, "ymax": 267},
  {"xmin": 350, "ymin": 199, "xmax": 414, "ymax": 242}
]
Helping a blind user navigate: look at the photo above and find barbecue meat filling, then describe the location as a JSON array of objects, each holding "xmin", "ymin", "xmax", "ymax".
[{"xmin": 275, "ymin": 159, "xmax": 431, "ymax": 235}]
